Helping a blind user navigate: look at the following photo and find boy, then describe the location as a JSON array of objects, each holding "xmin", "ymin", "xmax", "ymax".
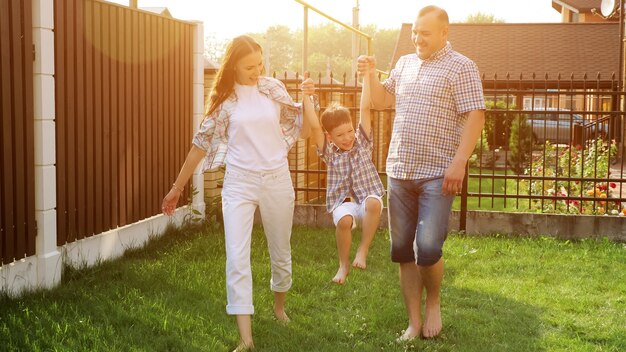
[{"xmin": 301, "ymin": 73, "xmax": 384, "ymax": 285}]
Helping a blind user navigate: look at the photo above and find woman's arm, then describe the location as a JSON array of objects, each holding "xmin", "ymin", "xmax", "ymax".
[
  {"xmin": 161, "ymin": 145, "xmax": 206, "ymax": 215},
  {"xmin": 301, "ymin": 74, "xmax": 325, "ymax": 150}
]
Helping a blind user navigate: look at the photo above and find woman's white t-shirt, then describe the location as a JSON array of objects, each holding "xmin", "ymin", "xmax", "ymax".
[{"xmin": 225, "ymin": 83, "xmax": 287, "ymax": 171}]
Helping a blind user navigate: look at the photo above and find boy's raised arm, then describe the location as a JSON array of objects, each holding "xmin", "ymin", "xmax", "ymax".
[{"xmin": 301, "ymin": 73, "xmax": 325, "ymax": 150}]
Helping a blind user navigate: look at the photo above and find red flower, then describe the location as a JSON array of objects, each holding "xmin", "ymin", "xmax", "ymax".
[{"xmin": 610, "ymin": 182, "xmax": 617, "ymax": 189}]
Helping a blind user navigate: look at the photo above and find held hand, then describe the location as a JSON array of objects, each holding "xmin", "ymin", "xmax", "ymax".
[
  {"xmin": 356, "ymin": 55, "xmax": 376, "ymax": 76},
  {"xmin": 301, "ymin": 71, "xmax": 316, "ymax": 96},
  {"xmin": 161, "ymin": 188, "xmax": 182, "ymax": 216},
  {"xmin": 442, "ymin": 159, "xmax": 466, "ymax": 196}
]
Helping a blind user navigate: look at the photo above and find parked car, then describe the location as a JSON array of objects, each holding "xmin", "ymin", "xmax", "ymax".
[{"xmin": 525, "ymin": 108, "xmax": 607, "ymax": 145}]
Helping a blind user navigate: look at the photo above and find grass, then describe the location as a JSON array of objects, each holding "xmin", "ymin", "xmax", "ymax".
[{"xmin": 1, "ymin": 224, "xmax": 625, "ymax": 351}]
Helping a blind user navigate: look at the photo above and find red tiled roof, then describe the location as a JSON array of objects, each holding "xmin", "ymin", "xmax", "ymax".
[
  {"xmin": 552, "ymin": 0, "xmax": 601, "ymax": 12},
  {"xmin": 389, "ymin": 22, "xmax": 620, "ymax": 82}
]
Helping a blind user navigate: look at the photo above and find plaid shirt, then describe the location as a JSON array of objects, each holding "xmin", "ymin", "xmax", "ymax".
[
  {"xmin": 192, "ymin": 77, "xmax": 302, "ymax": 171},
  {"xmin": 383, "ymin": 43, "xmax": 485, "ymax": 180},
  {"xmin": 320, "ymin": 125, "xmax": 384, "ymax": 213}
]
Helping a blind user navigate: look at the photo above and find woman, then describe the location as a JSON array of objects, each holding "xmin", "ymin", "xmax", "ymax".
[{"xmin": 161, "ymin": 35, "xmax": 313, "ymax": 351}]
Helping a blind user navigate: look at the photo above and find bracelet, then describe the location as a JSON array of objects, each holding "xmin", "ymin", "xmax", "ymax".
[{"xmin": 172, "ymin": 183, "xmax": 184, "ymax": 192}]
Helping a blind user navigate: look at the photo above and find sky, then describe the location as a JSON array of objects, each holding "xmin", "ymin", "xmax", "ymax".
[{"xmin": 107, "ymin": 0, "xmax": 563, "ymax": 40}]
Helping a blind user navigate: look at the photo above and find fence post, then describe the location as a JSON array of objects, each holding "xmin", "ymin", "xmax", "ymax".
[
  {"xmin": 33, "ymin": 0, "xmax": 61, "ymax": 289},
  {"xmin": 191, "ymin": 21, "xmax": 206, "ymax": 216}
]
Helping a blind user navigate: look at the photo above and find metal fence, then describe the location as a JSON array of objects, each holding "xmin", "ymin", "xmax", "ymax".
[
  {"xmin": 54, "ymin": 0, "xmax": 194, "ymax": 245},
  {"xmin": 276, "ymin": 72, "xmax": 626, "ymax": 229},
  {"xmin": 0, "ymin": 0, "xmax": 36, "ymax": 265}
]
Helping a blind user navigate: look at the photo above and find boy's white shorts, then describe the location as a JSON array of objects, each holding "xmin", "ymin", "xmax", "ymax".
[{"xmin": 331, "ymin": 195, "xmax": 384, "ymax": 229}]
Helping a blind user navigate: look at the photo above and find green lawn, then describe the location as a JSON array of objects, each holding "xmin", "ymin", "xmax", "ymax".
[{"xmin": 1, "ymin": 223, "xmax": 625, "ymax": 351}]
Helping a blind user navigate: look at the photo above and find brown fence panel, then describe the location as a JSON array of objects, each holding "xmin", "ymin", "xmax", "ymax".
[
  {"xmin": 0, "ymin": 0, "xmax": 36, "ymax": 265},
  {"xmin": 54, "ymin": 0, "xmax": 193, "ymax": 245}
]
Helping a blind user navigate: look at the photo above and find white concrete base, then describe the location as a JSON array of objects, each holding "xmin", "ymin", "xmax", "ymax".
[
  {"xmin": 0, "ymin": 207, "xmax": 189, "ymax": 297},
  {"xmin": 63, "ymin": 207, "xmax": 189, "ymax": 268}
]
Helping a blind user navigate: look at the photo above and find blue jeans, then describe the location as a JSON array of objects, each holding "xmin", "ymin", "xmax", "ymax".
[{"xmin": 388, "ymin": 176, "xmax": 454, "ymax": 266}]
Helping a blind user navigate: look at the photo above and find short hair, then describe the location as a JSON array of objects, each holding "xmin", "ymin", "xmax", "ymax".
[
  {"xmin": 320, "ymin": 103, "xmax": 352, "ymax": 133},
  {"xmin": 418, "ymin": 5, "xmax": 449, "ymax": 25}
]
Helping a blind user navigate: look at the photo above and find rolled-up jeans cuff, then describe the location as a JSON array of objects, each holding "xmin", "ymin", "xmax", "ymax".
[{"xmin": 226, "ymin": 304, "xmax": 254, "ymax": 315}]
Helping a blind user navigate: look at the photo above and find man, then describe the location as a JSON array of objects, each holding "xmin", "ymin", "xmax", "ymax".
[{"xmin": 357, "ymin": 5, "xmax": 485, "ymax": 340}]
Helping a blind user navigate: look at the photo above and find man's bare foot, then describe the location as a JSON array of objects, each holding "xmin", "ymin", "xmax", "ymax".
[
  {"xmin": 332, "ymin": 265, "xmax": 350, "ymax": 284},
  {"xmin": 422, "ymin": 300, "xmax": 442, "ymax": 338},
  {"xmin": 352, "ymin": 251, "xmax": 367, "ymax": 270},
  {"xmin": 232, "ymin": 341, "xmax": 254, "ymax": 352},
  {"xmin": 396, "ymin": 324, "xmax": 421, "ymax": 342}
]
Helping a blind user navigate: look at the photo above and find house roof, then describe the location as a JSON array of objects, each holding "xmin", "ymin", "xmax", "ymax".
[
  {"xmin": 389, "ymin": 22, "xmax": 620, "ymax": 86},
  {"xmin": 140, "ymin": 7, "xmax": 172, "ymax": 18},
  {"xmin": 551, "ymin": 0, "xmax": 601, "ymax": 13},
  {"xmin": 204, "ymin": 57, "xmax": 219, "ymax": 71}
]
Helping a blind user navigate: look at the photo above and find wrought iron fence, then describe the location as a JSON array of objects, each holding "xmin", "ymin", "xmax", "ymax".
[{"xmin": 276, "ymin": 72, "xmax": 626, "ymax": 228}]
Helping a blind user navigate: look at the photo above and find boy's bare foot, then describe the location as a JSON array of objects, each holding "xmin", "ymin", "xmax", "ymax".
[
  {"xmin": 352, "ymin": 251, "xmax": 368, "ymax": 270},
  {"xmin": 332, "ymin": 265, "xmax": 350, "ymax": 284},
  {"xmin": 396, "ymin": 324, "xmax": 421, "ymax": 342},
  {"xmin": 422, "ymin": 300, "xmax": 442, "ymax": 338}
]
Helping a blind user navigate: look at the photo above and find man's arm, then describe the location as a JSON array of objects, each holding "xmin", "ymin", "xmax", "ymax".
[
  {"xmin": 442, "ymin": 110, "xmax": 485, "ymax": 195},
  {"xmin": 357, "ymin": 55, "xmax": 394, "ymax": 109},
  {"xmin": 360, "ymin": 72, "xmax": 373, "ymax": 136}
]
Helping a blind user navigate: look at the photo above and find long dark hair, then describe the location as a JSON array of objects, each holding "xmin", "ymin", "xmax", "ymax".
[{"xmin": 205, "ymin": 35, "xmax": 262, "ymax": 117}]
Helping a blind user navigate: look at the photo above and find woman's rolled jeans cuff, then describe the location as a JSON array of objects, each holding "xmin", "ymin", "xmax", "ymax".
[{"xmin": 388, "ymin": 176, "xmax": 454, "ymax": 266}]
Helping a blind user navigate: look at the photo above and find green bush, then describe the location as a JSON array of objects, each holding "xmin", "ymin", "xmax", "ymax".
[{"xmin": 507, "ymin": 113, "xmax": 533, "ymax": 174}]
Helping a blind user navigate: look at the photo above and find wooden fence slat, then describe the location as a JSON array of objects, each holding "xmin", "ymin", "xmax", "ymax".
[
  {"xmin": 23, "ymin": 0, "xmax": 35, "ymax": 257},
  {"xmin": 11, "ymin": 0, "xmax": 26, "ymax": 259},
  {"xmin": 1, "ymin": 0, "xmax": 16, "ymax": 263},
  {"xmin": 146, "ymin": 15, "xmax": 155, "ymax": 216},
  {"xmin": 100, "ymin": 2, "xmax": 111, "ymax": 233},
  {"xmin": 109, "ymin": 5, "xmax": 119, "ymax": 227},
  {"xmin": 54, "ymin": 0, "xmax": 66, "ymax": 245},
  {"xmin": 84, "ymin": 0, "xmax": 95, "ymax": 237},
  {"xmin": 65, "ymin": 0, "xmax": 77, "ymax": 243},
  {"xmin": 138, "ymin": 13, "xmax": 147, "ymax": 219},
  {"xmin": 92, "ymin": 1, "xmax": 104, "ymax": 235},
  {"xmin": 156, "ymin": 17, "xmax": 164, "ymax": 201},
  {"xmin": 0, "ymin": 0, "xmax": 13, "ymax": 263},
  {"xmin": 131, "ymin": 10, "xmax": 139, "ymax": 222},
  {"xmin": 75, "ymin": 0, "xmax": 86, "ymax": 239}
]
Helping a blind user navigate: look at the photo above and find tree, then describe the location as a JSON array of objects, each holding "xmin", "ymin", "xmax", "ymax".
[
  {"xmin": 464, "ymin": 12, "xmax": 505, "ymax": 23},
  {"xmin": 204, "ymin": 32, "xmax": 227, "ymax": 63}
]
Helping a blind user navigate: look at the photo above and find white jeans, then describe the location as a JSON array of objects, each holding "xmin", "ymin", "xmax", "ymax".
[{"xmin": 221, "ymin": 163, "xmax": 295, "ymax": 315}]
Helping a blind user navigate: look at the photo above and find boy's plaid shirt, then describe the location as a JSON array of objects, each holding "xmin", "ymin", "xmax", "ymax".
[
  {"xmin": 320, "ymin": 125, "xmax": 384, "ymax": 213},
  {"xmin": 193, "ymin": 76, "xmax": 303, "ymax": 171}
]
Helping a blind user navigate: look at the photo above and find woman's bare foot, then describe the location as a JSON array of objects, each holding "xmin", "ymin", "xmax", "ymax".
[
  {"xmin": 332, "ymin": 265, "xmax": 350, "ymax": 284},
  {"xmin": 232, "ymin": 341, "xmax": 254, "ymax": 352},
  {"xmin": 274, "ymin": 307, "xmax": 290, "ymax": 323},
  {"xmin": 396, "ymin": 324, "xmax": 421, "ymax": 342},
  {"xmin": 422, "ymin": 299, "xmax": 442, "ymax": 338},
  {"xmin": 352, "ymin": 250, "xmax": 368, "ymax": 270}
]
